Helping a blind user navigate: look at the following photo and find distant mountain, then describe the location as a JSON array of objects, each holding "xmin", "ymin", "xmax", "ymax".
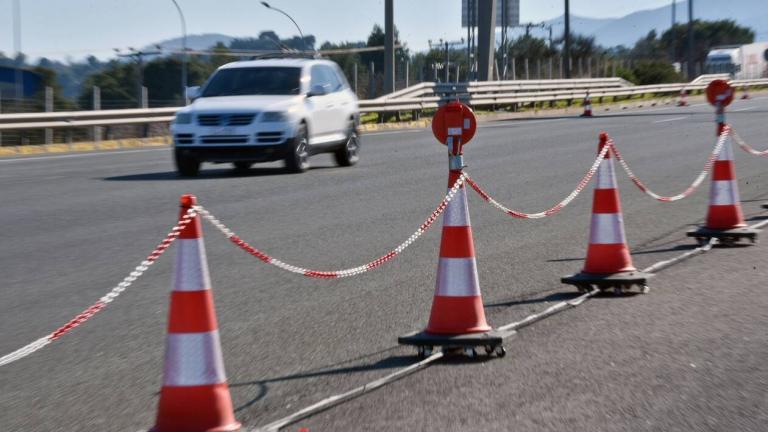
[
  {"xmin": 143, "ymin": 33, "xmax": 235, "ymax": 52},
  {"xmin": 537, "ymin": 0, "xmax": 767, "ymax": 48}
]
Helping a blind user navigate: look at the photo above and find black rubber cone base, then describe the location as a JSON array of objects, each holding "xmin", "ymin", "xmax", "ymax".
[
  {"xmin": 762, "ymin": 203, "xmax": 768, "ymax": 209},
  {"xmin": 398, "ymin": 328, "xmax": 516, "ymax": 359},
  {"xmin": 686, "ymin": 226, "xmax": 759, "ymax": 246},
  {"xmin": 561, "ymin": 271, "xmax": 652, "ymax": 294}
]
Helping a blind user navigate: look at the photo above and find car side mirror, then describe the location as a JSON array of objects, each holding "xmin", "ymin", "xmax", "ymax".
[
  {"xmin": 307, "ymin": 85, "xmax": 327, "ymax": 97},
  {"xmin": 185, "ymin": 86, "xmax": 201, "ymax": 101}
]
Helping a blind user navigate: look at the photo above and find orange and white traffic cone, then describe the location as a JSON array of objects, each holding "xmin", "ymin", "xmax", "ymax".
[
  {"xmin": 677, "ymin": 89, "xmax": 689, "ymax": 107},
  {"xmin": 580, "ymin": 91, "xmax": 593, "ymax": 117},
  {"xmin": 741, "ymin": 85, "xmax": 750, "ymax": 100},
  {"xmin": 562, "ymin": 133, "xmax": 651, "ymax": 294},
  {"xmin": 688, "ymin": 122, "xmax": 759, "ymax": 245},
  {"xmin": 424, "ymin": 169, "xmax": 490, "ymax": 335},
  {"xmin": 400, "ymin": 101, "xmax": 512, "ymax": 359},
  {"xmin": 153, "ymin": 195, "xmax": 240, "ymax": 432}
]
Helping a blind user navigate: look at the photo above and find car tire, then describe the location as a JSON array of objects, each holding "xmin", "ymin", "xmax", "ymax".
[
  {"xmin": 285, "ymin": 123, "xmax": 309, "ymax": 173},
  {"xmin": 333, "ymin": 122, "xmax": 360, "ymax": 167},
  {"xmin": 175, "ymin": 151, "xmax": 200, "ymax": 177}
]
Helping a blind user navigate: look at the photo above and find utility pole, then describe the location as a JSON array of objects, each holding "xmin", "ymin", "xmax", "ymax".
[
  {"xmin": 384, "ymin": 0, "xmax": 395, "ymax": 95},
  {"xmin": 116, "ymin": 48, "xmax": 161, "ymax": 108},
  {"xmin": 564, "ymin": 0, "xmax": 571, "ymax": 79},
  {"xmin": 12, "ymin": 0, "xmax": 22, "ymax": 109},
  {"xmin": 670, "ymin": 0, "xmax": 677, "ymax": 62},
  {"xmin": 477, "ymin": 0, "xmax": 497, "ymax": 81},
  {"xmin": 687, "ymin": 0, "xmax": 695, "ymax": 80}
]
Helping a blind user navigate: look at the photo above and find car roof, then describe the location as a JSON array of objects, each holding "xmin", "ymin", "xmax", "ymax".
[{"xmin": 219, "ymin": 58, "xmax": 334, "ymax": 70}]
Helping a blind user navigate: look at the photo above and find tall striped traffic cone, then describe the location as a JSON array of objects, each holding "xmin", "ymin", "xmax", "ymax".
[
  {"xmin": 425, "ymin": 169, "xmax": 490, "ymax": 335},
  {"xmin": 580, "ymin": 91, "xmax": 593, "ymax": 117},
  {"xmin": 677, "ymin": 89, "xmax": 689, "ymax": 107},
  {"xmin": 153, "ymin": 195, "xmax": 240, "ymax": 432},
  {"xmin": 562, "ymin": 133, "xmax": 651, "ymax": 294},
  {"xmin": 688, "ymin": 124, "xmax": 759, "ymax": 245}
]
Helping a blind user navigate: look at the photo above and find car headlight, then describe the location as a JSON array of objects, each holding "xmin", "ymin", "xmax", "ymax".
[
  {"xmin": 174, "ymin": 113, "xmax": 192, "ymax": 124},
  {"xmin": 261, "ymin": 111, "xmax": 288, "ymax": 122}
]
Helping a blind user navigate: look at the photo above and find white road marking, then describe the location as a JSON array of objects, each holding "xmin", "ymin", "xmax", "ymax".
[
  {"xmin": 653, "ymin": 116, "xmax": 688, "ymax": 123},
  {"xmin": 364, "ymin": 129, "xmax": 425, "ymax": 137},
  {"xmin": 0, "ymin": 148, "xmax": 167, "ymax": 163},
  {"xmin": 733, "ymin": 107, "xmax": 754, "ymax": 112}
]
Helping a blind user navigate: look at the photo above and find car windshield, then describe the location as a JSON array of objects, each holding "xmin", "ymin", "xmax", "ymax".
[{"xmin": 201, "ymin": 67, "xmax": 302, "ymax": 97}]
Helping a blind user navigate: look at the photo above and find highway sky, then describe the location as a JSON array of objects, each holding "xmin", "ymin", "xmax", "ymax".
[{"xmin": 0, "ymin": 0, "xmax": 674, "ymax": 61}]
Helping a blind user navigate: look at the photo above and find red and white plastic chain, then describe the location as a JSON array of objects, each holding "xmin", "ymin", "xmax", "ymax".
[
  {"xmin": 732, "ymin": 129, "xmax": 768, "ymax": 157},
  {"xmin": 611, "ymin": 126, "xmax": 730, "ymax": 202},
  {"xmin": 464, "ymin": 144, "xmax": 609, "ymax": 219},
  {"xmin": 0, "ymin": 210, "xmax": 197, "ymax": 368},
  {"xmin": 195, "ymin": 173, "xmax": 468, "ymax": 278}
]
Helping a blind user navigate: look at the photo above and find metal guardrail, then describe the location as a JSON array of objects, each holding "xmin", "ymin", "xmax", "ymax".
[{"xmin": 1, "ymin": 78, "xmax": 767, "ymax": 132}]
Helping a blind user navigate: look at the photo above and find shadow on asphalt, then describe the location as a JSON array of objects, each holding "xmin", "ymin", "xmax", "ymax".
[
  {"xmin": 229, "ymin": 352, "xmax": 414, "ymax": 412},
  {"xmin": 102, "ymin": 166, "xmax": 337, "ymax": 181},
  {"xmin": 485, "ymin": 291, "xmax": 582, "ymax": 308}
]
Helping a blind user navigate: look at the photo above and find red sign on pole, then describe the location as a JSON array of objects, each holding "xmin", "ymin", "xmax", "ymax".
[
  {"xmin": 706, "ymin": 79, "xmax": 734, "ymax": 107},
  {"xmin": 432, "ymin": 101, "xmax": 477, "ymax": 153}
]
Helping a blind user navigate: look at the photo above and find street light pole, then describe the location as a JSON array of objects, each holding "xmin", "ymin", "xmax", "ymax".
[
  {"xmin": 170, "ymin": 0, "xmax": 189, "ymax": 104},
  {"xmin": 687, "ymin": 0, "xmax": 695, "ymax": 80},
  {"xmin": 260, "ymin": 2, "xmax": 308, "ymax": 51}
]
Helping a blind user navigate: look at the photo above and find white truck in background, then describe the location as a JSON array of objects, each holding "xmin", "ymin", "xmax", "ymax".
[{"xmin": 705, "ymin": 42, "xmax": 768, "ymax": 79}]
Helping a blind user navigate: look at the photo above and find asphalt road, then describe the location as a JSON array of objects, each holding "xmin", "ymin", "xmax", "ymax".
[{"xmin": 1, "ymin": 97, "xmax": 768, "ymax": 431}]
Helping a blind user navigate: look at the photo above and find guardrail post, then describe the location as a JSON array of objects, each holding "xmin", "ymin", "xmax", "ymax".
[
  {"xmin": 548, "ymin": 58, "xmax": 553, "ymax": 79},
  {"xmin": 45, "ymin": 86, "xmax": 53, "ymax": 145},
  {"xmin": 511, "ymin": 58, "xmax": 516, "ymax": 80},
  {"xmin": 524, "ymin": 58, "xmax": 529, "ymax": 80},
  {"xmin": 353, "ymin": 63, "xmax": 358, "ymax": 97},
  {"xmin": 405, "ymin": 61, "xmax": 410, "ymax": 88},
  {"xmin": 537, "ymin": 59, "xmax": 542, "ymax": 80},
  {"xmin": 92, "ymin": 86, "xmax": 102, "ymax": 144},
  {"xmin": 141, "ymin": 86, "xmax": 148, "ymax": 109},
  {"xmin": 370, "ymin": 61, "xmax": 379, "ymax": 98}
]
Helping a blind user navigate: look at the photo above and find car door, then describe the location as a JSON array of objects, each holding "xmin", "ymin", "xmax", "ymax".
[
  {"xmin": 307, "ymin": 65, "xmax": 334, "ymax": 142},
  {"xmin": 320, "ymin": 65, "xmax": 349, "ymax": 136}
]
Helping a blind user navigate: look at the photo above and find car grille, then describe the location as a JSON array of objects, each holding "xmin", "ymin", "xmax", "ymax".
[
  {"xmin": 200, "ymin": 135, "xmax": 250, "ymax": 144},
  {"xmin": 197, "ymin": 113, "xmax": 257, "ymax": 126},
  {"xmin": 256, "ymin": 132, "xmax": 284, "ymax": 144},
  {"xmin": 175, "ymin": 133, "xmax": 194, "ymax": 144}
]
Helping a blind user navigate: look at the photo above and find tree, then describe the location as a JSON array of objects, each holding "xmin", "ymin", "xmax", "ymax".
[
  {"xmin": 360, "ymin": 24, "xmax": 407, "ymax": 74},
  {"xmin": 660, "ymin": 20, "xmax": 754, "ymax": 64},
  {"xmin": 507, "ymin": 35, "xmax": 556, "ymax": 61}
]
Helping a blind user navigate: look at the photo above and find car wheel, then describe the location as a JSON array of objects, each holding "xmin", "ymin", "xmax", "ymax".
[
  {"xmin": 334, "ymin": 123, "xmax": 360, "ymax": 167},
  {"xmin": 285, "ymin": 124, "xmax": 309, "ymax": 173},
  {"xmin": 175, "ymin": 151, "xmax": 200, "ymax": 177},
  {"xmin": 233, "ymin": 161, "xmax": 252, "ymax": 172}
]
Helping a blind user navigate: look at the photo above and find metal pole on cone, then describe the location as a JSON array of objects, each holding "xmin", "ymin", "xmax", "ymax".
[{"xmin": 399, "ymin": 101, "xmax": 514, "ymax": 359}]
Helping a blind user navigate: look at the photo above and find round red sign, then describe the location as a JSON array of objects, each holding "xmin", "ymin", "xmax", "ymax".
[
  {"xmin": 706, "ymin": 79, "xmax": 734, "ymax": 107},
  {"xmin": 432, "ymin": 101, "xmax": 477, "ymax": 146}
]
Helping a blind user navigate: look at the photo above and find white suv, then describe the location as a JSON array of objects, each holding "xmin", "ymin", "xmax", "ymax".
[{"xmin": 172, "ymin": 58, "xmax": 360, "ymax": 176}]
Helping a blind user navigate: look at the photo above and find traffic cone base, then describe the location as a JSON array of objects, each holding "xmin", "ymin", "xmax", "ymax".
[
  {"xmin": 155, "ymin": 384, "xmax": 240, "ymax": 432},
  {"xmin": 687, "ymin": 125, "xmax": 759, "ymax": 245}
]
